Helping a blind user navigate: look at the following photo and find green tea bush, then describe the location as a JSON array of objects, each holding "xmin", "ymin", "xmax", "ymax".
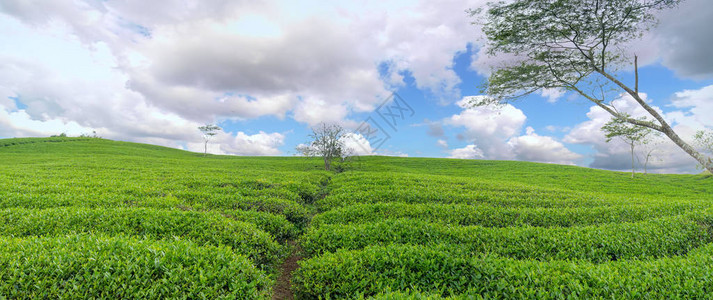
[
  {"xmin": 0, "ymin": 192, "xmax": 310, "ymax": 228},
  {"xmin": 311, "ymin": 202, "xmax": 698, "ymax": 228},
  {"xmin": 221, "ymin": 209, "xmax": 300, "ymax": 242},
  {"xmin": 294, "ymin": 243, "xmax": 713, "ymax": 299},
  {"xmin": 317, "ymin": 172, "xmax": 668, "ymax": 211},
  {"xmin": 300, "ymin": 217, "xmax": 710, "ymax": 262},
  {"xmin": 0, "ymin": 207, "xmax": 283, "ymax": 269},
  {"xmin": 0, "ymin": 234, "xmax": 271, "ymax": 299}
]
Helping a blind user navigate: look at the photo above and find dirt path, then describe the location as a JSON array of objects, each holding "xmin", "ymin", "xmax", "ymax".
[
  {"xmin": 273, "ymin": 175, "xmax": 331, "ymax": 299},
  {"xmin": 272, "ymin": 242, "xmax": 302, "ymax": 300}
]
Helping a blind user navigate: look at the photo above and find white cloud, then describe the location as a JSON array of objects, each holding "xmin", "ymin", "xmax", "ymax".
[
  {"xmin": 448, "ymin": 144, "xmax": 483, "ymax": 159},
  {"xmin": 507, "ymin": 127, "xmax": 581, "ymax": 165},
  {"xmin": 669, "ymin": 85, "xmax": 713, "ymax": 128},
  {"xmin": 341, "ymin": 133, "xmax": 374, "ymax": 156},
  {"xmin": 220, "ymin": 131, "xmax": 284, "ymax": 156},
  {"xmin": 0, "ymin": 0, "xmax": 492, "ymax": 145},
  {"xmin": 652, "ymin": 0, "xmax": 713, "ymax": 79},
  {"xmin": 2, "ymin": 0, "xmax": 711, "ymax": 164},
  {"xmin": 446, "ymin": 96, "xmax": 527, "ymax": 159},
  {"xmin": 538, "ymin": 88, "xmax": 565, "ymax": 103},
  {"xmin": 187, "ymin": 131, "xmax": 284, "ymax": 156},
  {"xmin": 0, "ymin": 106, "xmax": 92, "ymax": 137},
  {"xmin": 437, "ymin": 139, "xmax": 448, "ymax": 149},
  {"xmin": 445, "ymin": 96, "xmax": 580, "ymax": 165}
]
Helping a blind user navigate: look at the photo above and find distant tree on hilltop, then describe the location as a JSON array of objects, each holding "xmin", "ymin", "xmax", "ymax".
[
  {"xmin": 198, "ymin": 124, "xmax": 221, "ymax": 156},
  {"xmin": 602, "ymin": 115, "xmax": 656, "ymax": 177}
]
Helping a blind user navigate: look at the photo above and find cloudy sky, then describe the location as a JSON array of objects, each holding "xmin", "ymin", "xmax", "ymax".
[{"xmin": 1, "ymin": 0, "xmax": 712, "ymax": 173}]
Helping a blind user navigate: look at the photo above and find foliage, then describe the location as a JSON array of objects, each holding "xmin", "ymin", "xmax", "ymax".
[
  {"xmin": 300, "ymin": 216, "xmax": 709, "ymax": 261},
  {"xmin": 475, "ymin": 0, "xmax": 680, "ymax": 102},
  {"xmin": 311, "ymin": 202, "xmax": 695, "ymax": 229},
  {"xmin": 0, "ymin": 207, "xmax": 284, "ymax": 270},
  {"xmin": 294, "ymin": 242, "xmax": 713, "ymax": 299},
  {"xmin": 603, "ymin": 115, "xmax": 655, "ymax": 144},
  {"xmin": 472, "ymin": 0, "xmax": 711, "ymax": 173},
  {"xmin": 0, "ymin": 235, "xmax": 271, "ymax": 299}
]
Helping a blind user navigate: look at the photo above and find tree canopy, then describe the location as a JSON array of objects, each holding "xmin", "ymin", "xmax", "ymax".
[{"xmin": 472, "ymin": 0, "xmax": 712, "ymax": 173}]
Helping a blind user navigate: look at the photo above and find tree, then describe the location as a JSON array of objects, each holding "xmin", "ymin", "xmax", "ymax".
[
  {"xmin": 297, "ymin": 123, "xmax": 349, "ymax": 171},
  {"xmin": 198, "ymin": 124, "xmax": 221, "ymax": 156},
  {"xmin": 602, "ymin": 115, "xmax": 655, "ymax": 177},
  {"xmin": 471, "ymin": 0, "xmax": 713, "ymax": 173}
]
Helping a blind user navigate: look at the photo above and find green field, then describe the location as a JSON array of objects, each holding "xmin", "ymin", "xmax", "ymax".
[{"xmin": 1, "ymin": 137, "xmax": 712, "ymax": 299}]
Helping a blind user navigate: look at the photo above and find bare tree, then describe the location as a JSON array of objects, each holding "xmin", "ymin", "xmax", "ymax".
[
  {"xmin": 472, "ymin": 0, "xmax": 713, "ymax": 173},
  {"xmin": 602, "ymin": 115, "xmax": 655, "ymax": 177},
  {"xmin": 297, "ymin": 123, "xmax": 349, "ymax": 171},
  {"xmin": 638, "ymin": 137, "xmax": 662, "ymax": 175},
  {"xmin": 198, "ymin": 124, "xmax": 221, "ymax": 156}
]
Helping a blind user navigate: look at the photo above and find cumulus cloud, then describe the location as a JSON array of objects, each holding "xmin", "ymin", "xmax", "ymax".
[
  {"xmin": 341, "ymin": 133, "xmax": 374, "ymax": 156},
  {"xmin": 219, "ymin": 131, "xmax": 284, "ymax": 156},
  {"xmin": 0, "ymin": 0, "xmax": 492, "ymax": 150},
  {"xmin": 652, "ymin": 0, "xmax": 713, "ymax": 79},
  {"xmin": 507, "ymin": 127, "xmax": 581, "ymax": 165},
  {"xmin": 445, "ymin": 96, "xmax": 527, "ymax": 159},
  {"xmin": 186, "ymin": 131, "xmax": 284, "ymax": 156},
  {"xmin": 445, "ymin": 96, "xmax": 580, "ymax": 165},
  {"xmin": 538, "ymin": 88, "xmax": 565, "ymax": 103},
  {"xmin": 669, "ymin": 85, "xmax": 713, "ymax": 128},
  {"xmin": 0, "ymin": 107, "xmax": 92, "ymax": 137},
  {"xmin": 448, "ymin": 144, "xmax": 484, "ymax": 159}
]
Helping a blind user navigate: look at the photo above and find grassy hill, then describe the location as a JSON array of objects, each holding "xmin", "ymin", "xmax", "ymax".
[{"xmin": 1, "ymin": 137, "xmax": 711, "ymax": 299}]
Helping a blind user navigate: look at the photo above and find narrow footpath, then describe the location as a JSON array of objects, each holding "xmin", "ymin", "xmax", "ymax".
[
  {"xmin": 272, "ymin": 174, "xmax": 332, "ymax": 299},
  {"xmin": 271, "ymin": 241, "xmax": 302, "ymax": 300}
]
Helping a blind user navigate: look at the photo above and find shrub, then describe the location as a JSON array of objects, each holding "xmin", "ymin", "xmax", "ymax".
[{"xmin": 0, "ymin": 234, "xmax": 272, "ymax": 299}]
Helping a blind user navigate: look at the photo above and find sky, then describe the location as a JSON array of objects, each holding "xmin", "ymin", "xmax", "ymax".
[{"xmin": 0, "ymin": 0, "xmax": 712, "ymax": 173}]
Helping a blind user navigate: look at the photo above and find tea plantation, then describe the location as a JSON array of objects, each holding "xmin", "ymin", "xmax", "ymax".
[{"xmin": 1, "ymin": 138, "xmax": 712, "ymax": 299}]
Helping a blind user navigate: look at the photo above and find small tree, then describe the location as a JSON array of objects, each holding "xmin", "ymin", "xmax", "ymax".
[
  {"xmin": 297, "ymin": 123, "xmax": 349, "ymax": 171},
  {"xmin": 602, "ymin": 116, "xmax": 654, "ymax": 178},
  {"xmin": 198, "ymin": 124, "xmax": 221, "ymax": 156},
  {"xmin": 638, "ymin": 136, "xmax": 662, "ymax": 175}
]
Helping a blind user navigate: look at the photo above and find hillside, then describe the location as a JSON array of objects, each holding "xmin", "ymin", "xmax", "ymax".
[{"xmin": 1, "ymin": 138, "xmax": 712, "ymax": 299}]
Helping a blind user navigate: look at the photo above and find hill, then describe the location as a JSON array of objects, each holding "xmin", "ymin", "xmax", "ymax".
[{"xmin": 1, "ymin": 137, "xmax": 712, "ymax": 299}]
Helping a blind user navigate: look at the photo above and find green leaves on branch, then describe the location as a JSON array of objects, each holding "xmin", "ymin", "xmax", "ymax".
[
  {"xmin": 476, "ymin": 0, "xmax": 680, "ymax": 103},
  {"xmin": 602, "ymin": 115, "xmax": 655, "ymax": 143}
]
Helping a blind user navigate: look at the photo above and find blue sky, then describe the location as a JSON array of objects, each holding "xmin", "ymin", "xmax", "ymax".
[{"xmin": 1, "ymin": 0, "xmax": 712, "ymax": 173}]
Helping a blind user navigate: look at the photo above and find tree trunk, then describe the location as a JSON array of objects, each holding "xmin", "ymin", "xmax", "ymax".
[
  {"xmin": 323, "ymin": 157, "xmax": 330, "ymax": 171},
  {"xmin": 660, "ymin": 126, "xmax": 713, "ymax": 173},
  {"xmin": 596, "ymin": 68, "xmax": 713, "ymax": 174},
  {"xmin": 630, "ymin": 143, "xmax": 635, "ymax": 179},
  {"xmin": 204, "ymin": 141, "xmax": 208, "ymax": 156}
]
